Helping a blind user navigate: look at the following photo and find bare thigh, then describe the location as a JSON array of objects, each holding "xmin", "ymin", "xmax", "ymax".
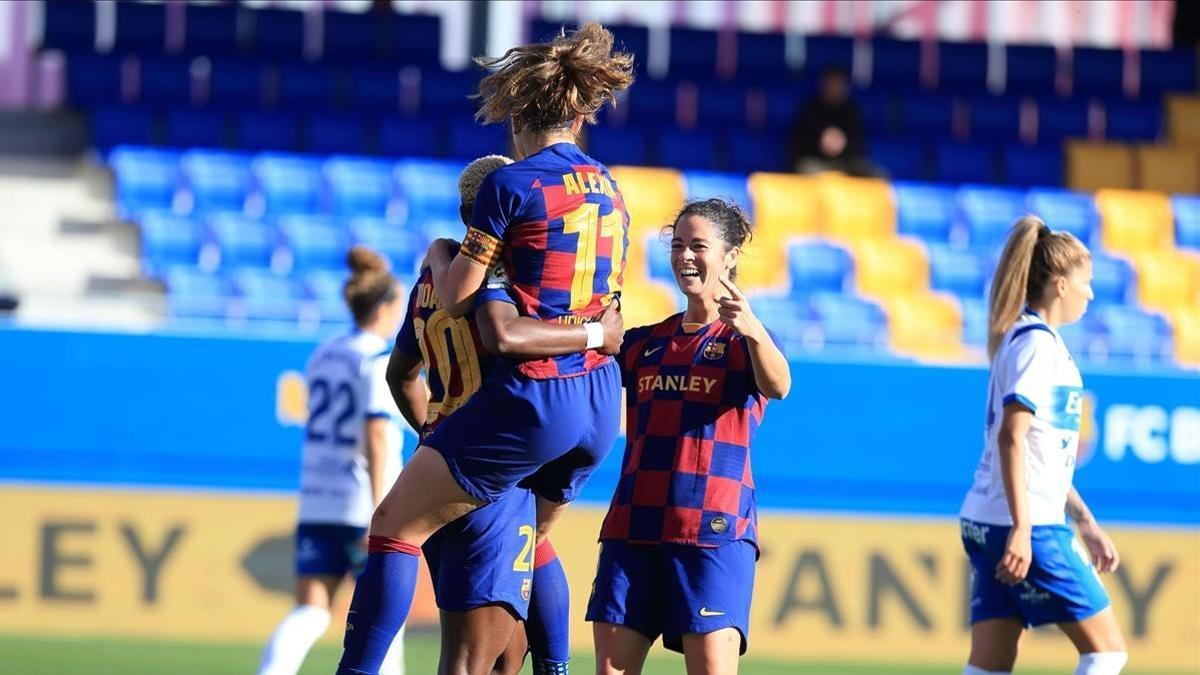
[
  {"xmin": 294, "ymin": 574, "xmax": 342, "ymax": 609},
  {"xmin": 681, "ymin": 628, "xmax": 741, "ymax": 675},
  {"xmin": 370, "ymin": 445, "xmax": 483, "ymax": 545},
  {"xmin": 967, "ymin": 617, "xmax": 1024, "ymax": 672},
  {"xmin": 437, "ymin": 605, "xmax": 520, "ymax": 675},
  {"xmin": 1059, "ymin": 607, "xmax": 1126, "ymax": 654},
  {"xmin": 593, "ymin": 622, "xmax": 653, "ymax": 675}
]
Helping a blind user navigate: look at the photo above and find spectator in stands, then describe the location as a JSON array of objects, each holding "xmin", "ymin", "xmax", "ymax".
[{"xmin": 786, "ymin": 67, "xmax": 882, "ymax": 177}]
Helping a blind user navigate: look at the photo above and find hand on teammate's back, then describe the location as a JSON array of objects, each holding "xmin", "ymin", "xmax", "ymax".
[{"xmin": 599, "ymin": 300, "xmax": 624, "ymax": 355}]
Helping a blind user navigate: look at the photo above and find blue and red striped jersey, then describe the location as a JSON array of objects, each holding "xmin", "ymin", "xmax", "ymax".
[
  {"xmin": 599, "ymin": 315, "xmax": 781, "ymax": 549},
  {"xmin": 459, "ymin": 143, "xmax": 629, "ymax": 380},
  {"xmin": 395, "ymin": 265, "xmax": 495, "ymax": 439}
]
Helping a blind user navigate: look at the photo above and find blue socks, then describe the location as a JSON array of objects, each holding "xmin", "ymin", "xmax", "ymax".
[
  {"xmin": 336, "ymin": 536, "xmax": 421, "ymax": 675},
  {"xmin": 528, "ymin": 538, "xmax": 571, "ymax": 674}
]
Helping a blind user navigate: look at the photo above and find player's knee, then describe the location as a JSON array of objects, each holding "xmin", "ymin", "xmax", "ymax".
[{"xmin": 1075, "ymin": 651, "xmax": 1128, "ymax": 675}]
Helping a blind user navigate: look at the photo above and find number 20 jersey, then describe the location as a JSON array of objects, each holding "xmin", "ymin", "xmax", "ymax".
[{"xmin": 460, "ymin": 142, "xmax": 629, "ymax": 380}]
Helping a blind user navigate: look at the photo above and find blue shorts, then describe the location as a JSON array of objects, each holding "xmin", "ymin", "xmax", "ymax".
[
  {"xmin": 423, "ymin": 488, "xmax": 536, "ymax": 620},
  {"xmin": 424, "ymin": 360, "xmax": 622, "ymax": 504},
  {"xmin": 961, "ymin": 519, "xmax": 1111, "ymax": 627},
  {"xmin": 295, "ymin": 523, "xmax": 367, "ymax": 577},
  {"xmin": 585, "ymin": 540, "xmax": 756, "ymax": 654}
]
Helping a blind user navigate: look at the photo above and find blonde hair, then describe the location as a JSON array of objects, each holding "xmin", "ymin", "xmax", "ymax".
[
  {"xmin": 458, "ymin": 154, "xmax": 514, "ymax": 211},
  {"xmin": 343, "ymin": 245, "xmax": 397, "ymax": 325},
  {"xmin": 473, "ymin": 22, "xmax": 634, "ymax": 134},
  {"xmin": 987, "ymin": 216, "xmax": 1091, "ymax": 357}
]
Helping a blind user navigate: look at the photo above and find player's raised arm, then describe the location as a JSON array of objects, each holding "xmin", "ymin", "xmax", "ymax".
[{"xmin": 717, "ymin": 277, "xmax": 790, "ymax": 399}]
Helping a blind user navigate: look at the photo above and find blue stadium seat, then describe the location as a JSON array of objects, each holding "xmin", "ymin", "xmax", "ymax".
[
  {"xmin": 871, "ymin": 38, "xmax": 921, "ymax": 89},
  {"xmin": 278, "ymin": 64, "xmax": 340, "ymax": 109},
  {"xmin": 802, "ymin": 35, "xmax": 854, "ymax": 77},
  {"xmin": 110, "ymin": 146, "xmax": 181, "ymax": 218},
  {"xmin": 696, "ymin": 83, "xmax": 749, "ymax": 128},
  {"xmin": 209, "ymin": 59, "xmax": 266, "ymax": 107},
  {"xmin": 958, "ymin": 185, "xmax": 1029, "ymax": 251},
  {"xmin": 237, "ymin": 110, "xmax": 298, "ymax": 152},
  {"xmin": 938, "ymin": 41, "xmax": 989, "ymax": 92},
  {"xmin": 1104, "ymin": 99, "xmax": 1162, "ymax": 141},
  {"xmin": 349, "ymin": 218, "xmax": 422, "ymax": 277},
  {"xmin": 1036, "ymin": 97, "xmax": 1090, "ymax": 141},
  {"xmin": 1089, "ymin": 253, "xmax": 1135, "ymax": 305},
  {"xmin": 325, "ymin": 157, "xmax": 395, "ymax": 219},
  {"xmin": 323, "ymin": 10, "xmax": 381, "ymax": 61},
  {"xmin": 727, "ymin": 129, "xmax": 786, "ymax": 174},
  {"xmin": 927, "ymin": 244, "xmax": 986, "ymax": 298},
  {"xmin": 139, "ymin": 211, "xmax": 205, "ymax": 277},
  {"xmin": 388, "ymin": 13, "xmax": 442, "ymax": 67},
  {"xmin": 165, "ymin": 107, "xmax": 226, "ymax": 148},
  {"xmin": 747, "ymin": 294, "xmax": 809, "ymax": 343},
  {"xmin": 420, "ymin": 68, "xmax": 481, "ymax": 117},
  {"xmin": 42, "ymin": 0, "xmax": 96, "ymax": 51},
  {"xmin": 67, "ymin": 52, "xmax": 123, "ymax": 108},
  {"xmin": 446, "ymin": 117, "xmax": 509, "ymax": 160},
  {"xmin": 1171, "ymin": 195, "xmax": 1200, "ymax": 251},
  {"xmin": 969, "ymin": 95, "xmax": 1021, "ymax": 140},
  {"xmin": 140, "ymin": 57, "xmax": 193, "ymax": 106},
  {"xmin": 91, "ymin": 105, "xmax": 156, "ymax": 150},
  {"xmin": 184, "ymin": 3, "xmax": 238, "ymax": 55},
  {"xmin": 165, "ymin": 267, "xmax": 230, "ymax": 319},
  {"xmin": 1139, "ymin": 48, "xmax": 1198, "ymax": 96},
  {"xmin": 626, "ymin": 79, "xmax": 679, "ymax": 126},
  {"xmin": 806, "ymin": 292, "xmax": 889, "ymax": 349},
  {"xmin": 935, "ymin": 142, "xmax": 997, "ymax": 184},
  {"xmin": 379, "ymin": 116, "xmax": 438, "ymax": 158},
  {"xmin": 959, "ymin": 297, "xmax": 988, "ymax": 346},
  {"xmin": 252, "ymin": 154, "xmax": 324, "ymax": 215},
  {"xmin": 788, "ymin": 242, "xmax": 853, "ymax": 296},
  {"xmin": 278, "ymin": 216, "xmax": 349, "ymax": 273},
  {"xmin": 304, "ymin": 270, "xmax": 352, "ymax": 324},
  {"xmin": 1089, "ymin": 305, "xmax": 1174, "ymax": 364},
  {"xmin": 658, "ymin": 128, "xmax": 718, "ymax": 171},
  {"xmin": 230, "ymin": 268, "xmax": 304, "ymax": 321},
  {"xmin": 1072, "ymin": 47, "xmax": 1125, "ymax": 97},
  {"xmin": 249, "ymin": 7, "xmax": 305, "ymax": 60},
  {"xmin": 736, "ymin": 31, "xmax": 788, "ymax": 84},
  {"xmin": 762, "ymin": 84, "xmax": 810, "ymax": 130},
  {"xmin": 114, "ymin": 0, "xmax": 165, "ymax": 54},
  {"xmin": 683, "ymin": 171, "xmax": 752, "ymax": 216},
  {"xmin": 394, "ymin": 158, "xmax": 465, "ymax": 234},
  {"xmin": 587, "ymin": 127, "xmax": 648, "ymax": 167},
  {"xmin": 308, "ymin": 112, "xmax": 366, "ymax": 155},
  {"xmin": 351, "ymin": 67, "xmax": 401, "ymax": 111},
  {"xmin": 869, "ymin": 137, "xmax": 928, "ymax": 181},
  {"xmin": 646, "ymin": 236, "xmax": 673, "ymax": 283},
  {"xmin": 1005, "ymin": 44, "xmax": 1057, "ymax": 95},
  {"xmin": 209, "ymin": 214, "xmax": 277, "ymax": 270},
  {"xmin": 854, "ymin": 89, "xmax": 893, "ymax": 132},
  {"xmin": 893, "ymin": 182, "xmax": 958, "ymax": 244},
  {"xmin": 670, "ymin": 27, "xmax": 719, "ymax": 81},
  {"xmin": 180, "ymin": 149, "xmax": 252, "ymax": 215},
  {"xmin": 1002, "ymin": 144, "xmax": 1063, "ymax": 187},
  {"xmin": 1025, "ymin": 188, "xmax": 1097, "ymax": 245},
  {"xmin": 900, "ymin": 93, "xmax": 955, "ymax": 136}
]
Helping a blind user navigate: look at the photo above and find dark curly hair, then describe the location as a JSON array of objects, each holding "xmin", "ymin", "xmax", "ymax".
[{"xmin": 663, "ymin": 198, "xmax": 755, "ymax": 280}]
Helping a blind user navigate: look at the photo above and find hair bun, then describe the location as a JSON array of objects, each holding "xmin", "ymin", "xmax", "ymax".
[{"xmin": 347, "ymin": 245, "xmax": 389, "ymax": 275}]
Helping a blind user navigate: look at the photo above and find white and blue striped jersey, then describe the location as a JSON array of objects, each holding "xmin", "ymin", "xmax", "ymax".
[
  {"xmin": 961, "ymin": 310, "xmax": 1084, "ymax": 526},
  {"xmin": 297, "ymin": 330, "xmax": 402, "ymax": 527}
]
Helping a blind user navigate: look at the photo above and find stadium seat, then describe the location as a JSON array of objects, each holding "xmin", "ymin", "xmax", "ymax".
[
  {"xmin": 609, "ymin": 166, "xmax": 686, "ymax": 288},
  {"xmin": 67, "ymin": 52, "xmax": 124, "ymax": 108},
  {"xmin": 696, "ymin": 83, "xmax": 749, "ymax": 128},
  {"xmin": 1036, "ymin": 97, "xmax": 1090, "ymax": 142},
  {"xmin": 900, "ymin": 93, "xmax": 955, "ymax": 136},
  {"xmin": 1165, "ymin": 305, "xmax": 1200, "ymax": 366},
  {"xmin": 787, "ymin": 241, "xmax": 853, "ymax": 296},
  {"xmin": 805, "ymin": 291, "xmax": 889, "ymax": 350},
  {"xmin": 323, "ymin": 9, "xmax": 383, "ymax": 61},
  {"xmin": 91, "ymin": 105, "xmax": 156, "ymax": 150},
  {"xmin": 230, "ymin": 268, "xmax": 305, "ymax": 322},
  {"xmin": 619, "ymin": 277, "xmax": 681, "ymax": 328},
  {"xmin": 958, "ymin": 185, "xmax": 1030, "ymax": 251},
  {"xmin": 139, "ymin": 211, "xmax": 205, "ymax": 277},
  {"xmin": 325, "ymin": 157, "xmax": 395, "ymax": 219},
  {"xmin": 379, "ymin": 116, "xmax": 438, "ymax": 158},
  {"xmin": 935, "ymin": 142, "xmax": 997, "ymax": 184},
  {"xmin": 140, "ymin": 57, "xmax": 194, "ymax": 106},
  {"xmin": 252, "ymin": 154, "xmax": 325, "ymax": 216},
  {"xmin": 1089, "ymin": 304, "xmax": 1175, "ymax": 364},
  {"xmin": 278, "ymin": 64, "xmax": 340, "ymax": 109},
  {"xmin": 110, "ymin": 146, "xmax": 182, "ymax": 218},
  {"xmin": 761, "ymin": 83, "xmax": 811, "ymax": 131},
  {"xmin": 938, "ymin": 41, "xmax": 990, "ymax": 92},
  {"xmin": 626, "ymin": 79, "xmax": 679, "ymax": 126},
  {"xmin": 420, "ymin": 68, "xmax": 482, "ymax": 117},
  {"xmin": 879, "ymin": 291, "xmax": 965, "ymax": 360},
  {"xmin": 308, "ymin": 112, "xmax": 367, "ymax": 155},
  {"xmin": 209, "ymin": 214, "xmax": 277, "ymax": 270},
  {"xmin": 736, "ymin": 31, "xmax": 788, "ymax": 84},
  {"xmin": 446, "ymin": 117, "xmax": 509, "ymax": 160},
  {"xmin": 643, "ymin": 231, "xmax": 673, "ymax": 283},
  {"xmin": 1134, "ymin": 145, "xmax": 1200, "ymax": 195},
  {"xmin": 868, "ymin": 137, "xmax": 928, "ymax": 181},
  {"xmin": 179, "ymin": 149, "xmax": 252, "ymax": 215},
  {"xmin": 1025, "ymin": 188, "xmax": 1097, "ymax": 245},
  {"xmin": 184, "ymin": 3, "xmax": 238, "ymax": 55},
  {"xmin": 209, "ymin": 59, "xmax": 267, "ymax": 107},
  {"xmin": 1072, "ymin": 47, "xmax": 1125, "ymax": 97},
  {"xmin": 682, "ymin": 171, "xmax": 753, "ymax": 216},
  {"xmin": 848, "ymin": 236, "xmax": 929, "ymax": 298},
  {"xmin": 395, "ymin": 158, "xmax": 469, "ymax": 237},
  {"xmin": 1002, "ymin": 144, "xmax": 1063, "ymax": 187},
  {"xmin": 1139, "ymin": 48, "xmax": 1199, "ymax": 96},
  {"xmin": 1005, "ymin": 44, "xmax": 1058, "ymax": 95},
  {"xmin": 802, "ymin": 35, "xmax": 855, "ymax": 77},
  {"xmin": 387, "ymin": 13, "xmax": 441, "ymax": 67},
  {"xmin": 871, "ymin": 38, "xmax": 922, "ymax": 89},
  {"xmin": 893, "ymin": 182, "xmax": 958, "ymax": 244},
  {"xmin": 1094, "ymin": 189, "xmax": 1174, "ymax": 255},
  {"xmin": 114, "ymin": 0, "xmax": 165, "ymax": 53},
  {"xmin": 165, "ymin": 267, "xmax": 230, "ymax": 319},
  {"xmin": 1130, "ymin": 249, "xmax": 1200, "ymax": 312},
  {"xmin": 304, "ymin": 270, "xmax": 353, "ymax": 324},
  {"xmin": 42, "ymin": 0, "xmax": 96, "ymax": 51},
  {"xmin": 819, "ymin": 175, "xmax": 896, "ymax": 242},
  {"xmin": 746, "ymin": 294, "xmax": 809, "ymax": 345},
  {"xmin": 927, "ymin": 245, "xmax": 986, "ymax": 298},
  {"xmin": 278, "ymin": 216, "xmax": 349, "ymax": 273},
  {"xmin": 669, "ymin": 27, "xmax": 719, "ymax": 81},
  {"xmin": 969, "ymin": 95, "xmax": 1022, "ymax": 141},
  {"xmin": 1090, "ymin": 253, "xmax": 1136, "ymax": 305},
  {"xmin": 351, "ymin": 67, "xmax": 402, "ymax": 111},
  {"xmin": 1172, "ymin": 195, "xmax": 1200, "ymax": 251},
  {"xmin": 349, "ymin": 217, "xmax": 421, "ymax": 277},
  {"xmin": 249, "ymin": 7, "xmax": 306, "ymax": 60},
  {"xmin": 726, "ymin": 129, "xmax": 787, "ymax": 174},
  {"xmin": 1104, "ymin": 99, "xmax": 1162, "ymax": 142},
  {"xmin": 165, "ymin": 107, "xmax": 227, "ymax": 148},
  {"xmin": 586, "ymin": 127, "xmax": 649, "ymax": 167},
  {"xmin": 1166, "ymin": 95, "xmax": 1200, "ymax": 148},
  {"xmin": 959, "ymin": 296, "xmax": 988, "ymax": 347},
  {"xmin": 659, "ymin": 129, "xmax": 718, "ymax": 171},
  {"xmin": 855, "ymin": 89, "xmax": 894, "ymax": 132},
  {"xmin": 1065, "ymin": 141, "xmax": 1134, "ymax": 192}
]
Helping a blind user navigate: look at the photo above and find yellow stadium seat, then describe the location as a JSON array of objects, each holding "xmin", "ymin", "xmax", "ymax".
[
  {"xmin": 1094, "ymin": 189, "xmax": 1175, "ymax": 255},
  {"xmin": 1135, "ymin": 145, "xmax": 1200, "ymax": 194},
  {"xmin": 817, "ymin": 174, "xmax": 896, "ymax": 242},
  {"xmin": 1166, "ymin": 95, "xmax": 1200, "ymax": 148},
  {"xmin": 1131, "ymin": 249, "xmax": 1200, "ymax": 312},
  {"xmin": 848, "ymin": 236, "xmax": 929, "ymax": 299},
  {"xmin": 608, "ymin": 166, "xmax": 684, "ymax": 242},
  {"xmin": 619, "ymin": 276, "xmax": 680, "ymax": 329},
  {"xmin": 1166, "ymin": 305, "xmax": 1200, "ymax": 366},
  {"xmin": 1066, "ymin": 141, "xmax": 1134, "ymax": 192},
  {"xmin": 742, "ymin": 173, "xmax": 821, "ymax": 293},
  {"xmin": 879, "ymin": 291, "xmax": 967, "ymax": 361}
]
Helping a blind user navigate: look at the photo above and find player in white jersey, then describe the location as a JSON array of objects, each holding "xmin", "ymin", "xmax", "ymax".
[
  {"xmin": 959, "ymin": 216, "xmax": 1126, "ymax": 675},
  {"xmin": 258, "ymin": 246, "xmax": 407, "ymax": 675}
]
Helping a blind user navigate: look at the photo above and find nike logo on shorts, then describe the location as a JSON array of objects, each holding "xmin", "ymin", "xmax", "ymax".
[{"xmin": 698, "ymin": 607, "xmax": 724, "ymax": 617}]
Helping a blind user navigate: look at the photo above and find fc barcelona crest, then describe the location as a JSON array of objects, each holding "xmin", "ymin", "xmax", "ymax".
[
  {"xmin": 521, "ymin": 578, "xmax": 532, "ymax": 601},
  {"xmin": 702, "ymin": 342, "xmax": 726, "ymax": 360}
]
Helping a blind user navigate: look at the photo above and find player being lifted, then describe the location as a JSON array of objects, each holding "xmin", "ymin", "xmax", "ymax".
[
  {"xmin": 587, "ymin": 199, "xmax": 791, "ymax": 675},
  {"xmin": 258, "ymin": 247, "xmax": 407, "ymax": 675},
  {"xmin": 959, "ymin": 216, "xmax": 1127, "ymax": 675},
  {"xmin": 386, "ymin": 155, "xmax": 622, "ymax": 675},
  {"xmin": 336, "ymin": 22, "xmax": 634, "ymax": 675}
]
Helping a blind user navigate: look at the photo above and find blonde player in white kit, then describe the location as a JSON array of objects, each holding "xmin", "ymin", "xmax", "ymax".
[
  {"xmin": 258, "ymin": 246, "xmax": 407, "ymax": 675},
  {"xmin": 959, "ymin": 216, "xmax": 1127, "ymax": 675}
]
